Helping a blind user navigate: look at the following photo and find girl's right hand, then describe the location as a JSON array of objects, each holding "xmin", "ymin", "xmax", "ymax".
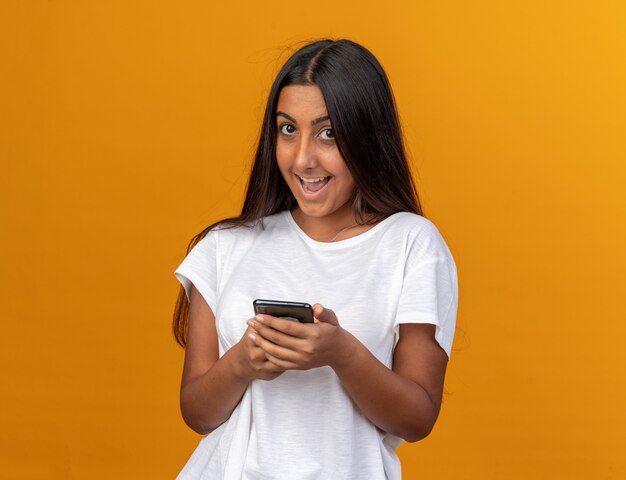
[{"xmin": 232, "ymin": 323, "xmax": 286, "ymax": 382}]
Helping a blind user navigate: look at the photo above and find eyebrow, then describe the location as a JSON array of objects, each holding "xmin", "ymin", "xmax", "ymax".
[{"xmin": 276, "ymin": 111, "xmax": 330, "ymax": 126}]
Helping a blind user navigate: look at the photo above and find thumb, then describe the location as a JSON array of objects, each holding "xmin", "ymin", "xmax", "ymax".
[{"xmin": 313, "ymin": 304, "xmax": 339, "ymax": 326}]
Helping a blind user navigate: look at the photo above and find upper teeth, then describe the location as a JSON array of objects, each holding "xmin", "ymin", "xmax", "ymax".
[{"xmin": 298, "ymin": 176, "xmax": 327, "ymax": 183}]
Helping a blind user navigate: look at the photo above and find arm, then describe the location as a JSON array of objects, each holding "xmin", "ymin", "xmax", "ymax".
[
  {"xmin": 247, "ymin": 305, "xmax": 448, "ymax": 442},
  {"xmin": 180, "ymin": 285, "xmax": 285, "ymax": 434},
  {"xmin": 333, "ymin": 321, "xmax": 448, "ymax": 442}
]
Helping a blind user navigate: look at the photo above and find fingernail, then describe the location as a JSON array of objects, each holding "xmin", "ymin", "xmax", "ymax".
[
  {"xmin": 247, "ymin": 319, "xmax": 255, "ymax": 327},
  {"xmin": 248, "ymin": 333, "xmax": 256, "ymax": 341},
  {"xmin": 255, "ymin": 315, "xmax": 265, "ymax": 323}
]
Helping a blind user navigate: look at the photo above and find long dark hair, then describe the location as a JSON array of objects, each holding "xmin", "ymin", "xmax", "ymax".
[{"xmin": 173, "ymin": 39, "xmax": 423, "ymax": 346}]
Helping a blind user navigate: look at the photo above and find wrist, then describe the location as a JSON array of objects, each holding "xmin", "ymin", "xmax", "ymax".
[
  {"xmin": 330, "ymin": 328, "xmax": 360, "ymax": 373},
  {"xmin": 225, "ymin": 342, "xmax": 253, "ymax": 383}
]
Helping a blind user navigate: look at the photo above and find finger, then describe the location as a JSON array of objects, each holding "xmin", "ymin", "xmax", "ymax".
[
  {"xmin": 253, "ymin": 314, "xmax": 309, "ymax": 339},
  {"xmin": 246, "ymin": 339, "xmax": 269, "ymax": 367},
  {"xmin": 263, "ymin": 359, "xmax": 287, "ymax": 373},
  {"xmin": 243, "ymin": 324, "xmax": 258, "ymax": 343},
  {"xmin": 246, "ymin": 331, "xmax": 270, "ymax": 357},
  {"xmin": 246, "ymin": 330, "xmax": 258, "ymax": 345},
  {"xmin": 253, "ymin": 332, "xmax": 301, "ymax": 364},
  {"xmin": 248, "ymin": 318, "xmax": 308, "ymax": 349},
  {"xmin": 265, "ymin": 354, "xmax": 300, "ymax": 370},
  {"xmin": 312, "ymin": 304, "xmax": 339, "ymax": 326}
]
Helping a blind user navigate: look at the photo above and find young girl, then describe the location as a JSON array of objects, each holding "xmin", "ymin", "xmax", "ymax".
[{"xmin": 173, "ymin": 39, "xmax": 458, "ymax": 480}]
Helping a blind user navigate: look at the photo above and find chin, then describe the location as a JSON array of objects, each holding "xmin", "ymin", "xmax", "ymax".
[{"xmin": 296, "ymin": 200, "xmax": 353, "ymax": 220}]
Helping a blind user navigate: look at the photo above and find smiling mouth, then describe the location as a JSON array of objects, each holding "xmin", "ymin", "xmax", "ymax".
[{"xmin": 297, "ymin": 175, "xmax": 331, "ymax": 194}]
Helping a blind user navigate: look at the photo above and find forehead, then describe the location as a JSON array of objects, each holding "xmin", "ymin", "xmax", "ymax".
[{"xmin": 276, "ymin": 85, "xmax": 328, "ymax": 118}]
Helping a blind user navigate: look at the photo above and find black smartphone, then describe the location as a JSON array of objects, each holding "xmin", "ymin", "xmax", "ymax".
[{"xmin": 252, "ymin": 299, "xmax": 314, "ymax": 323}]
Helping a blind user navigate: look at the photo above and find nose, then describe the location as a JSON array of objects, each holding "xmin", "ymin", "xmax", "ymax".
[{"xmin": 293, "ymin": 134, "xmax": 319, "ymax": 172}]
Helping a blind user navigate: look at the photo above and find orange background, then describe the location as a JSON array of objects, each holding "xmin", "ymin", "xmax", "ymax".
[{"xmin": 2, "ymin": 1, "xmax": 625, "ymax": 478}]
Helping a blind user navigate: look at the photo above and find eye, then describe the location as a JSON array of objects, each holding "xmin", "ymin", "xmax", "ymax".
[
  {"xmin": 319, "ymin": 127, "xmax": 335, "ymax": 140},
  {"xmin": 279, "ymin": 123, "xmax": 296, "ymax": 135}
]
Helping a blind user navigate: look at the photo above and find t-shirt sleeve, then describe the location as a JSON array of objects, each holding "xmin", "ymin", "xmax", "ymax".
[
  {"xmin": 394, "ymin": 221, "xmax": 458, "ymax": 359},
  {"xmin": 174, "ymin": 229, "xmax": 219, "ymax": 311}
]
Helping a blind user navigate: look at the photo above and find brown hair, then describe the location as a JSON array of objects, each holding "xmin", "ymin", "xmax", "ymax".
[{"xmin": 173, "ymin": 39, "xmax": 423, "ymax": 347}]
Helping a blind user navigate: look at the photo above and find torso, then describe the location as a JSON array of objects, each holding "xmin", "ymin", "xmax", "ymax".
[{"xmin": 175, "ymin": 210, "xmax": 456, "ymax": 480}]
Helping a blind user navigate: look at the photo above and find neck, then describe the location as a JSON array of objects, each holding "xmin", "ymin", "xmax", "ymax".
[{"xmin": 291, "ymin": 204, "xmax": 360, "ymax": 242}]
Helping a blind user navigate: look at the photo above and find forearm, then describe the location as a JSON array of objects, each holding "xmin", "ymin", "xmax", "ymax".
[
  {"xmin": 180, "ymin": 345, "xmax": 250, "ymax": 435},
  {"xmin": 332, "ymin": 331, "xmax": 439, "ymax": 442}
]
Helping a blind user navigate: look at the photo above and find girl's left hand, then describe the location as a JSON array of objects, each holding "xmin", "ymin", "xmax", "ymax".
[{"xmin": 246, "ymin": 303, "xmax": 352, "ymax": 371}]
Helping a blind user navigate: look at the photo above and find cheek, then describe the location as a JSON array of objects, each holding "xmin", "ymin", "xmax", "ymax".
[
  {"xmin": 343, "ymin": 180, "xmax": 356, "ymax": 199},
  {"xmin": 333, "ymin": 175, "xmax": 355, "ymax": 204},
  {"xmin": 275, "ymin": 143, "xmax": 291, "ymax": 172},
  {"xmin": 337, "ymin": 165, "xmax": 355, "ymax": 192}
]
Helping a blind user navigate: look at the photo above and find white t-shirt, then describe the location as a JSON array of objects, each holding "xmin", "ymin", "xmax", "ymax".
[{"xmin": 174, "ymin": 210, "xmax": 458, "ymax": 480}]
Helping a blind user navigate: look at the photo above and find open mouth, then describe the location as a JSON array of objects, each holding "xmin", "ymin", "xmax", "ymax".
[{"xmin": 297, "ymin": 175, "xmax": 331, "ymax": 194}]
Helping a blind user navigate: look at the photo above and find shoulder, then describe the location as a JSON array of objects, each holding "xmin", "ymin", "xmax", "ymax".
[
  {"xmin": 381, "ymin": 212, "xmax": 455, "ymax": 265},
  {"xmin": 381, "ymin": 211, "xmax": 434, "ymax": 230},
  {"xmin": 202, "ymin": 211, "xmax": 290, "ymax": 248},
  {"xmin": 381, "ymin": 212, "xmax": 446, "ymax": 242}
]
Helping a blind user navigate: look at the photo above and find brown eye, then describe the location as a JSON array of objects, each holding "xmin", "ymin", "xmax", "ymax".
[
  {"xmin": 280, "ymin": 124, "xmax": 296, "ymax": 135},
  {"xmin": 320, "ymin": 127, "xmax": 334, "ymax": 140}
]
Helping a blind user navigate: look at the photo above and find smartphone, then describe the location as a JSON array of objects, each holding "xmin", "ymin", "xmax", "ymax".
[{"xmin": 253, "ymin": 299, "xmax": 314, "ymax": 323}]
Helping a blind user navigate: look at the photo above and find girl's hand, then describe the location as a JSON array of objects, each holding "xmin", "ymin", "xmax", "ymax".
[
  {"xmin": 232, "ymin": 324, "xmax": 286, "ymax": 381},
  {"xmin": 246, "ymin": 304, "xmax": 353, "ymax": 371}
]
